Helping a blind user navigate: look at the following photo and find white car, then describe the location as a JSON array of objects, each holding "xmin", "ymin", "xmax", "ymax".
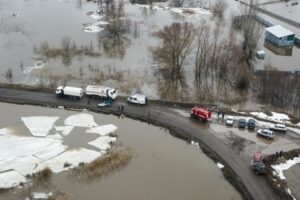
[
  {"xmin": 270, "ymin": 124, "xmax": 287, "ymax": 132},
  {"xmin": 127, "ymin": 94, "xmax": 148, "ymax": 105},
  {"xmin": 226, "ymin": 116, "xmax": 234, "ymax": 126},
  {"xmin": 257, "ymin": 129, "xmax": 274, "ymax": 139}
]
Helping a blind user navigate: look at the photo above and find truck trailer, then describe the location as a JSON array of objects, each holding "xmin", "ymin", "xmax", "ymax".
[
  {"xmin": 85, "ymin": 85, "xmax": 117, "ymax": 100},
  {"xmin": 55, "ymin": 86, "xmax": 84, "ymax": 99}
]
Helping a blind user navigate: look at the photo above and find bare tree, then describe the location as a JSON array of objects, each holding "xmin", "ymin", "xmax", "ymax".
[
  {"xmin": 169, "ymin": 0, "xmax": 186, "ymax": 7},
  {"xmin": 212, "ymin": 0, "xmax": 228, "ymax": 19},
  {"xmin": 152, "ymin": 22, "xmax": 195, "ymax": 75},
  {"xmin": 5, "ymin": 68, "xmax": 13, "ymax": 83},
  {"xmin": 238, "ymin": 0, "xmax": 262, "ymax": 63},
  {"xmin": 105, "ymin": 0, "xmax": 130, "ymax": 40}
]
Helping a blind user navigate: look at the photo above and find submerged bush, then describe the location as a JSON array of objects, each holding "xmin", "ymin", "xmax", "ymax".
[
  {"xmin": 35, "ymin": 167, "xmax": 53, "ymax": 182},
  {"xmin": 72, "ymin": 147, "xmax": 133, "ymax": 180},
  {"xmin": 49, "ymin": 191, "xmax": 72, "ymax": 200}
]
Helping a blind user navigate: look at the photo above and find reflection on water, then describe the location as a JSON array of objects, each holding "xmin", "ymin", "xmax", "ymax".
[
  {"xmin": 155, "ymin": 69, "xmax": 189, "ymax": 101},
  {"xmin": 264, "ymin": 41, "xmax": 293, "ymax": 56},
  {"xmin": 284, "ymin": 164, "xmax": 300, "ymax": 200},
  {"xmin": 0, "ymin": 102, "xmax": 242, "ymax": 200}
]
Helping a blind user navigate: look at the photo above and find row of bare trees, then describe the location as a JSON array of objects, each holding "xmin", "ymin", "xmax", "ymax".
[
  {"xmin": 152, "ymin": 21, "xmax": 250, "ymax": 102},
  {"xmin": 253, "ymin": 68, "xmax": 300, "ymax": 117}
]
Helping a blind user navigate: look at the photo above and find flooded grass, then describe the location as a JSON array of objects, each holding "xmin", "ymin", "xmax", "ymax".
[
  {"xmin": 34, "ymin": 167, "xmax": 53, "ymax": 183},
  {"xmin": 71, "ymin": 147, "xmax": 133, "ymax": 180},
  {"xmin": 49, "ymin": 191, "xmax": 73, "ymax": 200}
]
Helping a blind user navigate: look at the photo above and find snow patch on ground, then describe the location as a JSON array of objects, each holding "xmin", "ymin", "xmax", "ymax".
[
  {"xmin": 89, "ymin": 136, "xmax": 117, "ymax": 151},
  {"xmin": 0, "ymin": 171, "xmax": 26, "ymax": 189},
  {"xmin": 271, "ymin": 156, "xmax": 300, "ymax": 180},
  {"xmin": 54, "ymin": 125, "xmax": 74, "ymax": 136},
  {"xmin": 21, "ymin": 116, "xmax": 59, "ymax": 137},
  {"xmin": 250, "ymin": 112, "xmax": 289, "ymax": 123},
  {"xmin": 64, "ymin": 113, "xmax": 98, "ymax": 127},
  {"xmin": 217, "ymin": 162, "xmax": 224, "ymax": 169},
  {"xmin": 86, "ymin": 124, "xmax": 117, "ymax": 136}
]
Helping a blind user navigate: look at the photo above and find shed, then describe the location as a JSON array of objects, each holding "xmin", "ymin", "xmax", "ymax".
[
  {"xmin": 265, "ymin": 25, "xmax": 295, "ymax": 47},
  {"xmin": 256, "ymin": 50, "xmax": 265, "ymax": 59}
]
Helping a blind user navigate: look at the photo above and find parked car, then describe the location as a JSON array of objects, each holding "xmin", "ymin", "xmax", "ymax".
[
  {"xmin": 257, "ymin": 129, "xmax": 274, "ymax": 139},
  {"xmin": 250, "ymin": 153, "xmax": 267, "ymax": 175},
  {"xmin": 127, "ymin": 94, "xmax": 148, "ymax": 105},
  {"xmin": 97, "ymin": 99, "xmax": 112, "ymax": 107},
  {"xmin": 238, "ymin": 118, "xmax": 247, "ymax": 128},
  {"xmin": 270, "ymin": 123, "xmax": 287, "ymax": 132},
  {"xmin": 226, "ymin": 116, "xmax": 234, "ymax": 126},
  {"xmin": 247, "ymin": 119, "xmax": 256, "ymax": 130}
]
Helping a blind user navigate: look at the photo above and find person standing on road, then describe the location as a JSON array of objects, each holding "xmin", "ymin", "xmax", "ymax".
[
  {"xmin": 121, "ymin": 105, "xmax": 124, "ymax": 113},
  {"xmin": 148, "ymin": 110, "xmax": 151, "ymax": 118}
]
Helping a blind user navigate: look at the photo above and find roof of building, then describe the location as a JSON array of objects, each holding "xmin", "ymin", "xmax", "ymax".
[{"xmin": 265, "ymin": 25, "xmax": 294, "ymax": 38}]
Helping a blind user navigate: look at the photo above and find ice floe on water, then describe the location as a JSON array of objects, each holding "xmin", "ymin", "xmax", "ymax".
[
  {"xmin": 0, "ymin": 171, "xmax": 26, "ymax": 189},
  {"xmin": 35, "ymin": 148, "xmax": 101, "ymax": 173},
  {"xmin": 0, "ymin": 112, "xmax": 117, "ymax": 189},
  {"xmin": 54, "ymin": 125, "xmax": 74, "ymax": 136},
  {"xmin": 64, "ymin": 113, "xmax": 98, "ymax": 127},
  {"xmin": 83, "ymin": 24, "xmax": 104, "ymax": 33},
  {"xmin": 135, "ymin": 4, "xmax": 211, "ymax": 17},
  {"xmin": 32, "ymin": 192, "xmax": 52, "ymax": 199},
  {"xmin": 0, "ymin": 127, "xmax": 15, "ymax": 136},
  {"xmin": 217, "ymin": 162, "xmax": 225, "ymax": 169},
  {"xmin": 86, "ymin": 124, "xmax": 117, "ymax": 136},
  {"xmin": 21, "ymin": 116, "xmax": 59, "ymax": 137},
  {"xmin": 190, "ymin": 140, "xmax": 199, "ymax": 148},
  {"xmin": 23, "ymin": 60, "xmax": 47, "ymax": 75},
  {"xmin": 89, "ymin": 136, "xmax": 117, "ymax": 151}
]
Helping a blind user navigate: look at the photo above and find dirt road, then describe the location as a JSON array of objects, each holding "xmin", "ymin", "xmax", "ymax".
[{"xmin": 0, "ymin": 88, "xmax": 278, "ymax": 200}]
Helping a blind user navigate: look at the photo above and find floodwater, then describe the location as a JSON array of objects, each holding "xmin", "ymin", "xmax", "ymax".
[
  {"xmin": 262, "ymin": 1, "xmax": 300, "ymax": 25},
  {"xmin": 0, "ymin": 102, "xmax": 242, "ymax": 200},
  {"xmin": 285, "ymin": 164, "xmax": 300, "ymax": 200}
]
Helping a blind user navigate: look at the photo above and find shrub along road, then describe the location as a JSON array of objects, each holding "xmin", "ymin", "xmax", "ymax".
[{"xmin": 0, "ymin": 88, "xmax": 278, "ymax": 200}]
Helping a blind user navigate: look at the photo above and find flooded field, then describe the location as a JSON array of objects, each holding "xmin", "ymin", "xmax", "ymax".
[
  {"xmin": 0, "ymin": 102, "xmax": 242, "ymax": 200},
  {"xmin": 262, "ymin": 1, "xmax": 300, "ymax": 25}
]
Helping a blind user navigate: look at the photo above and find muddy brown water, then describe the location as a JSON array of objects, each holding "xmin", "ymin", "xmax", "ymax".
[
  {"xmin": 0, "ymin": 102, "xmax": 242, "ymax": 200},
  {"xmin": 285, "ymin": 164, "xmax": 300, "ymax": 200}
]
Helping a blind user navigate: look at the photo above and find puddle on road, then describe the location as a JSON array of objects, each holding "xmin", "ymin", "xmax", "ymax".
[{"xmin": 0, "ymin": 102, "xmax": 242, "ymax": 200}]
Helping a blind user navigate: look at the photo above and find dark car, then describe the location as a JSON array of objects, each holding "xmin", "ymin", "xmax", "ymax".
[
  {"xmin": 251, "ymin": 153, "xmax": 267, "ymax": 175},
  {"xmin": 238, "ymin": 118, "xmax": 247, "ymax": 128},
  {"xmin": 251, "ymin": 161, "xmax": 267, "ymax": 175},
  {"xmin": 248, "ymin": 119, "xmax": 256, "ymax": 130}
]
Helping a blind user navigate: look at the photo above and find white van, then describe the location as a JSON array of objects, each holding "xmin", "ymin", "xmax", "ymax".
[
  {"xmin": 127, "ymin": 94, "xmax": 148, "ymax": 105},
  {"xmin": 270, "ymin": 124, "xmax": 287, "ymax": 132}
]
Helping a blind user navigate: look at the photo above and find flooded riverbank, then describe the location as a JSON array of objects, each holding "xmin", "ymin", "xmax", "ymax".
[{"xmin": 0, "ymin": 102, "xmax": 242, "ymax": 200}]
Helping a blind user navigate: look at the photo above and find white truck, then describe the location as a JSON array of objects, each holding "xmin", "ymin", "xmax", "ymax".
[
  {"xmin": 127, "ymin": 94, "xmax": 148, "ymax": 105},
  {"xmin": 55, "ymin": 86, "xmax": 84, "ymax": 99},
  {"xmin": 85, "ymin": 85, "xmax": 117, "ymax": 100}
]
